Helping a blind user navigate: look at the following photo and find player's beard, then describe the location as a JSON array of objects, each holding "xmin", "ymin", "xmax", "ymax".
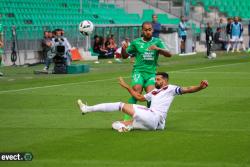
[
  {"xmin": 155, "ymin": 83, "xmax": 161, "ymax": 89},
  {"xmin": 143, "ymin": 33, "xmax": 152, "ymax": 41}
]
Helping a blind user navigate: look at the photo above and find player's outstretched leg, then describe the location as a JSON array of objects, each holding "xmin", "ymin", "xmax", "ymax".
[
  {"xmin": 77, "ymin": 99, "xmax": 135, "ymax": 132},
  {"xmin": 77, "ymin": 99, "xmax": 124, "ymax": 114},
  {"xmin": 77, "ymin": 99, "xmax": 88, "ymax": 114}
]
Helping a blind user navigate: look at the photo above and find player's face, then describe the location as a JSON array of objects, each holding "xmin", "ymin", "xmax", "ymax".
[
  {"xmin": 152, "ymin": 15, "xmax": 157, "ymax": 22},
  {"xmin": 56, "ymin": 31, "xmax": 61, "ymax": 36},
  {"xmin": 142, "ymin": 24, "xmax": 153, "ymax": 40},
  {"xmin": 44, "ymin": 32, "xmax": 49, "ymax": 37},
  {"xmin": 235, "ymin": 17, "xmax": 238, "ymax": 22},
  {"xmin": 155, "ymin": 75, "xmax": 167, "ymax": 89},
  {"xmin": 48, "ymin": 32, "xmax": 52, "ymax": 38}
]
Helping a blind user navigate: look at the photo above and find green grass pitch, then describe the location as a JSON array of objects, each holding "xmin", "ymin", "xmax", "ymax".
[{"xmin": 0, "ymin": 52, "xmax": 250, "ymax": 167}]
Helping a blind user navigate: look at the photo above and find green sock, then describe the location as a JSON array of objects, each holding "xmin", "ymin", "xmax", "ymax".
[
  {"xmin": 147, "ymin": 101, "xmax": 151, "ymax": 108},
  {"xmin": 123, "ymin": 97, "xmax": 137, "ymax": 121}
]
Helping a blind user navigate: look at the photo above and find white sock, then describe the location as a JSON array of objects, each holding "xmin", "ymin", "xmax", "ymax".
[
  {"xmin": 236, "ymin": 42, "xmax": 240, "ymax": 51},
  {"xmin": 242, "ymin": 43, "xmax": 246, "ymax": 51},
  {"xmin": 227, "ymin": 43, "xmax": 231, "ymax": 52},
  {"xmin": 86, "ymin": 102, "xmax": 124, "ymax": 112},
  {"xmin": 232, "ymin": 42, "xmax": 237, "ymax": 52}
]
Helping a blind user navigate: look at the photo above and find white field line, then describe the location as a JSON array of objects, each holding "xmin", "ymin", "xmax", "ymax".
[
  {"xmin": 0, "ymin": 78, "xmax": 125, "ymax": 94},
  {"xmin": 0, "ymin": 61, "xmax": 249, "ymax": 94},
  {"xmin": 170, "ymin": 61, "xmax": 250, "ymax": 72},
  {"xmin": 171, "ymin": 71, "xmax": 250, "ymax": 74}
]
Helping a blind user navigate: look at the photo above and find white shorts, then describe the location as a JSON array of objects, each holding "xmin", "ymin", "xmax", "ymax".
[
  {"xmin": 231, "ymin": 36, "xmax": 243, "ymax": 42},
  {"xmin": 132, "ymin": 104, "xmax": 162, "ymax": 130}
]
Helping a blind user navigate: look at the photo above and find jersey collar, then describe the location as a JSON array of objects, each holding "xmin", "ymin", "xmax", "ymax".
[{"xmin": 141, "ymin": 37, "xmax": 154, "ymax": 43}]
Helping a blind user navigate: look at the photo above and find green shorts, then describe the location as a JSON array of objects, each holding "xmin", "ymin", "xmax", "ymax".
[{"xmin": 131, "ymin": 71, "xmax": 156, "ymax": 88}]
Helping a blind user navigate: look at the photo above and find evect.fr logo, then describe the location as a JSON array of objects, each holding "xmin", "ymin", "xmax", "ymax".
[{"xmin": 0, "ymin": 152, "xmax": 33, "ymax": 161}]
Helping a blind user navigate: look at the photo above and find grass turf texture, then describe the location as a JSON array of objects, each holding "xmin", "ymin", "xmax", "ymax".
[{"xmin": 0, "ymin": 52, "xmax": 250, "ymax": 167}]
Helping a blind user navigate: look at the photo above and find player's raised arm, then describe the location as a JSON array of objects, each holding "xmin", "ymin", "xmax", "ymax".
[
  {"xmin": 148, "ymin": 45, "xmax": 172, "ymax": 57},
  {"xmin": 118, "ymin": 77, "xmax": 146, "ymax": 102},
  {"xmin": 180, "ymin": 80, "xmax": 208, "ymax": 94}
]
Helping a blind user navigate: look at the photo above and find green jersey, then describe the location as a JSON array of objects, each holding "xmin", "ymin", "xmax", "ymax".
[{"xmin": 126, "ymin": 37, "xmax": 167, "ymax": 73}]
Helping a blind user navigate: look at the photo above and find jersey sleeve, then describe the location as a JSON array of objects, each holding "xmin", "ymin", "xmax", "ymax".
[
  {"xmin": 157, "ymin": 38, "xmax": 167, "ymax": 50},
  {"xmin": 126, "ymin": 41, "xmax": 136, "ymax": 54},
  {"xmin": 144, "ymin": 91, "xmax": 153, "ymax": 101},
  {"xmin": 169, "ymin": 85, "xmax": 182, "ymax": 96}
]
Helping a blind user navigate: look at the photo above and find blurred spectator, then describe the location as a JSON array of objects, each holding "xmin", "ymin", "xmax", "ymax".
[
  {"xmin": 217, "ymin": 18, "xmax": 227, "ymax": 41},
  {"xmin": 43, "ymin": 29, "xmax": 71, "ymax": 71},
  {"xmin": 48, "ymin": 31, "xmax": 53, "ymax": 39},
  {"xmin": 214, "ymin": 27, "xmax": 226, "ymax": 50},
  {"xmin": 227, "ymin": 17, "xmax": 244, "ymax": 52},
  {"xmin": 178, "ymin": 16, "xmax": 187, "ymax": 53},
  {"xmin": 114, "ymin": 37, "xmax": 133, "ymax": 63},
  {"xmin": 54, "ymin": 29, "xmax": 72, "ymax": 58},
  {"xmin": 152, "ymin": 14, "xmax": 161, "ymax": 38},
  {"xmin": 59, "ymin": 29, "xmax": 72, "ymax": 50},
  {"xmin": 205, "ymin": 22, "xmax": 213, "ymax": 57},
  {"xmin": 52, "ymin": 30, "xmax": 56, "ymax": 38},
  {"xmin": 104, "ymin": 40, "xmax": 115, "ymax": 58},
  {"xmin": 93, "ymin": 35, "xmax": 108, "ymax": 57},
  {"xmin": 122, "ymin": 37, "xmax": 134, "ymax": 63},
  {"xmin": 248, "ymin": 20, "xmax": 250, "ymax": 48},
  {"xmin": 237, "ymin": 17, "xmax": 246, "ymax": 52},
  {"xmin": 41, "ymin": 31, "xmax": 52, "ymax": 63},
  {"xmin": 226, "ymin": 18, "xmax": 233, "ymax": 52},
  {"xmin": 108, "ymin": 34, "xmax": 117, "ymax": 50},
  {"xmin": 217, "ymin": 18, "xmax": 224, "ymax": 29}
]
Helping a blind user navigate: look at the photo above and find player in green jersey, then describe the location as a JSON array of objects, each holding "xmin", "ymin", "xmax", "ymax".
[{"xmin": 121, "ymin": 21, "xmax": 172, "ymax": 120}]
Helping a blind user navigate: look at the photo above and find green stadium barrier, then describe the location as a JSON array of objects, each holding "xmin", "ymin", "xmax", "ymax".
[{"xmin": 67, "ymin": 64, "xmax": 90, "ymax": 74}]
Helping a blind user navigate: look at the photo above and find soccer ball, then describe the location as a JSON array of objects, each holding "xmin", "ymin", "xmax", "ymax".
[
  {"xmin": 79, "ymin": 20, "xmax": 94, "ymax": 36},
  {"xmin": 211, "ymin": 52, "xmax": 217, "ymax": 58}
]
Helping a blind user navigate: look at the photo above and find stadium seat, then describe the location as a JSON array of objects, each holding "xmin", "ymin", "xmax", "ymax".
[
  {"xmin": 142, "ymin": 9, "xmax": 155, "ymax": 22},
  {"xmin": 192, "ymin": 0, "xmax": 250, "ymax": 18},
  {"xmin": 88, "ymin": 48, "xmax": 99, "ymax": 57},
  {"xmin": 0, "ymin": 0, "xmax": 184, "ymax": 40}
]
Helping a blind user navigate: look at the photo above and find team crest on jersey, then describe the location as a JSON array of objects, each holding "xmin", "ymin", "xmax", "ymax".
[{"xmin": 139, "ymin": 43, "xmax": 144, "ymax": 49}]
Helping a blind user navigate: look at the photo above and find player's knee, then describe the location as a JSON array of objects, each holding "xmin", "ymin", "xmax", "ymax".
[
  {"xmin": 133, "ymin": 85, "xmax": 143, "ymax": 93},
  {"xmin": 122, "ymin": 104, "xmax": 135, "ymax": 116},
  {"xmin": 145, "ymin": 85, "xmax": 154, "ymax": 92}
]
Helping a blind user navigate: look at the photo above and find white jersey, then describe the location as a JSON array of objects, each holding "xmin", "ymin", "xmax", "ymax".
[{"xmin": 144, "ymin": 85, "xmax": 182, "ymax": 119}]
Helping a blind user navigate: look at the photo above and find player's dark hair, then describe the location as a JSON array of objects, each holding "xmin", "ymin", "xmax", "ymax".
[
  {"xmin": 156, "ymin": 72, "xmax": 169, "ymax": 80},
  {"xmin": 142, "ymin": 21, "xmax": 153, "ymax": 28}
]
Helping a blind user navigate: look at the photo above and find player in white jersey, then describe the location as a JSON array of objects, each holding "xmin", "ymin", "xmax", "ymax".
[{"xmin": 77, "ymin": 72, "xmax": 208, "ymax": 132}]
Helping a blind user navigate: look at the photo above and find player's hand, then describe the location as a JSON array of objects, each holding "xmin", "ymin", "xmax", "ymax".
[
  {"xmin": 130, "ymin": 57, "xmax": 135, "ymax": 64},
  {"xmin": 46, "ymin": 42, "xmax": 52, "ymax": 47},
  {"xmin": 148, "ymin": 45, "xmax": 159, "ymax": 51},
  {"xmin": 119, "ymin": 77, "xmax": 129, "ymax": 89},
  {"xmin": 200, "ymin": 80, "xmax": 208, "ymax": 89},
  {"xmin": 122, "ymin": 42, "xmax": 128, "ymax": 49}
]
